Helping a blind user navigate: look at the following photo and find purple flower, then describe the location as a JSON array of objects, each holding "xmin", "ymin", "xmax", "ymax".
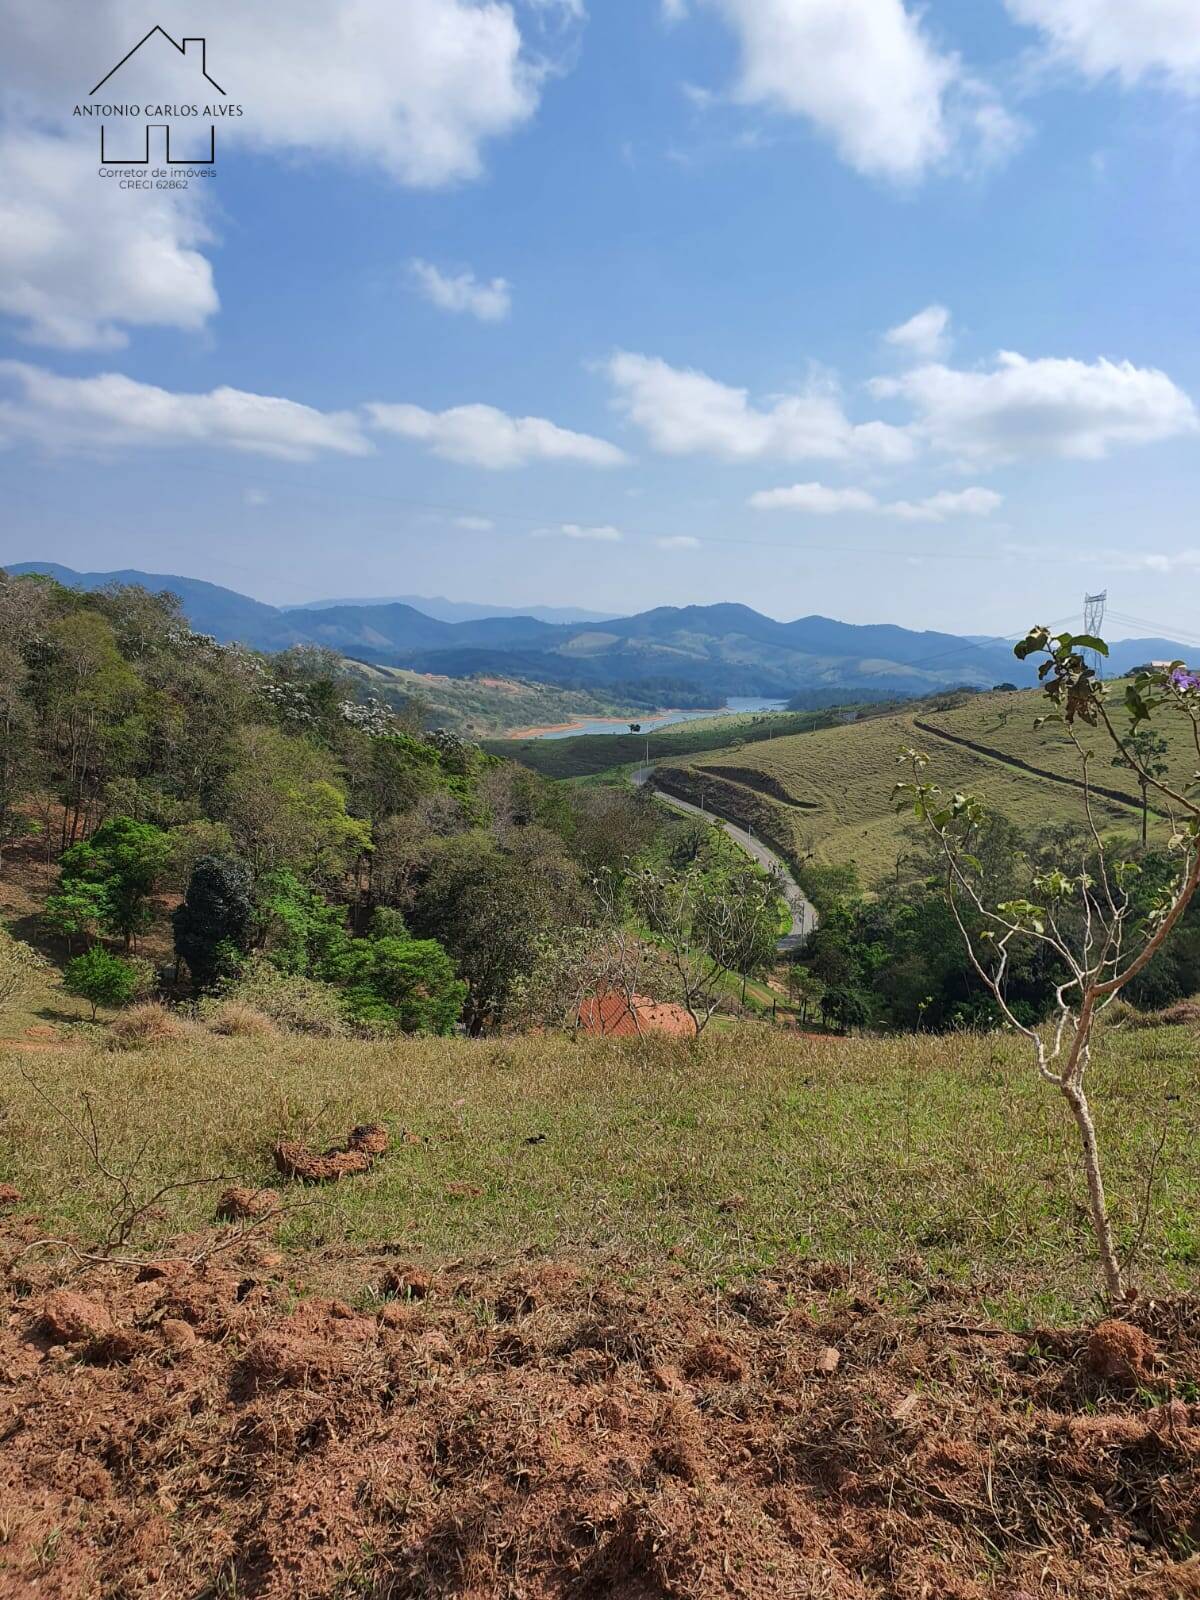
[{"xmin": 1170, "ymin": 668, "xmax": 1200, "ymax": 692}]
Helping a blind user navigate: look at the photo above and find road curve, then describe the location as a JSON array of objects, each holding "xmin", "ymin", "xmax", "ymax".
[{"xmin": 632, "ymin": 764, "xmax": 818, "ymax": 951}]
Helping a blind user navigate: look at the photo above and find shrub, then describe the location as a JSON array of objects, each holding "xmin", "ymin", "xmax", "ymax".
[
  {"xmin": 107, "ymin": 1002, "xmax": 197, "ymax": 1051},
  {"xmin": 63, "ymin": 947, "xmax": 151, "ymax": 1020},
  {"xmin": 173, "ymin": 855, "xmax": 254, "ymax": 992},
  {"xmin": 0, "ymin": 929, "xmax": 48, "ymax": 1014},
  {"xmin": 219, "ymin": 955, "xmax": 348, "ymax": 1037},
  {"xmin": 1124, "ymin": 996, "xmax": 1200, "ymax": 1030},
  {"xmin": 341, "ymin": 935, "xmax": 466, "ymax": 1036},
  {"xmin": 200, "ymin": 999, "xmax": 280, "ymax": 1039},
  {"xmin": 57, "ymin": 816, "xmax": 171, "ymax": 948}
]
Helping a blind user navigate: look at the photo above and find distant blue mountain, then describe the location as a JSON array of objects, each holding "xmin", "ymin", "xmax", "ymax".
[
  {"xmin": 6, "ymin": 560, "xmax": 1192, "ymax": 700},
  {"xmin": 283, "ymin": 594, "xmax": 617, "ymax": 626}
]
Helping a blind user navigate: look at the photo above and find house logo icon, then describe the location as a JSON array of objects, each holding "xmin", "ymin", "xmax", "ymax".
[{"xmin": 80, "ymin": 26, "xmax": 236, "ymax": 167}]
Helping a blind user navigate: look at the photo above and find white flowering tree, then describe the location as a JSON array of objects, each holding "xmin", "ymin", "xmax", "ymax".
[{"xmin": 896, "ymin": 629, "xmax": 1200, "ymax": 1303}]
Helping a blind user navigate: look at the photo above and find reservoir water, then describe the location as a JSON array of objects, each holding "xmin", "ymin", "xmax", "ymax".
[{"xmin": 529, "ymin": 697, "xmax": 789, "ymax": 739}]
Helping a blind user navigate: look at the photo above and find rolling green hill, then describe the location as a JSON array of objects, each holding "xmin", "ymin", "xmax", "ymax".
[{"xmin": 652, "ymin": 686, "xmax": 1191, "ymax": 887}]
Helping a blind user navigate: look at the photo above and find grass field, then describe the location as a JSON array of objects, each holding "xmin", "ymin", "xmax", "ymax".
[
  {"xmin": 5, "ymin": 1021, "xmax": 1197, "ymax": 1324},
  {"xmin": 655, "ymin": 686, "xmax": 1194, "ymax": 887}
]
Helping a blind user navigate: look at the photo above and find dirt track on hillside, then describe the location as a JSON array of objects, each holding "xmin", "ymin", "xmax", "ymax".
[{"xmin": 3, "ymin": 1215, "xmax": 1199, "ymax": 1599}]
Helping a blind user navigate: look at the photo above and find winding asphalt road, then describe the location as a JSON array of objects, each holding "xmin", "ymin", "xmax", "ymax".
[{"xmin": 631, "ymin": 764, "xmax": 818, "ymax": 952}]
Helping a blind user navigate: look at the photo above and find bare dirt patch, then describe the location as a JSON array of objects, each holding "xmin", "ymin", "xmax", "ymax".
[{"xmin": 2, "ymin": 1225, "xmax": 1198, "ymax": 1598}]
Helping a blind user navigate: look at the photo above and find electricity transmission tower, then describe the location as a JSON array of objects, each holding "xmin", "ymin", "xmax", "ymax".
[{"xmin": 1084, "ymin": 591, "xmax": 1108, "ymax": 677}]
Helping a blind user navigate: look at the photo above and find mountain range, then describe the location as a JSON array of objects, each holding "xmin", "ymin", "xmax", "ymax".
[
  {"xmin": 282, "ymin": 595, "xmax": 615, "ymax": 625},
  {"xmin": 7, "ymin": 561, "xmax": 1193, "ymax": 703}
]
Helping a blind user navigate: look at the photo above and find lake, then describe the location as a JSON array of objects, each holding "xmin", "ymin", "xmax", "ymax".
[{"xmin": 529, "ymin": 698, "xmax": 790, "ymax": 739}]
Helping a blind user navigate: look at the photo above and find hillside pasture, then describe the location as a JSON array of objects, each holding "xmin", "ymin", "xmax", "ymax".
[
  {"xmin": 4, "ymin": 1022, "xmax": 1198, "ymax": 1323},
  {"xmin": 657, "ymin": 688, "xmax": 1191, "ymax": 887}
]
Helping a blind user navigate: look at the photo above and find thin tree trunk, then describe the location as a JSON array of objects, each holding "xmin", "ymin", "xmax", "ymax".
[{"xmin": 1061, "ymin": 1077, "xmax": 1124, "ymax": 1303}]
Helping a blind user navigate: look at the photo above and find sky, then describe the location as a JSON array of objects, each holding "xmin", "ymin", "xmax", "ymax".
[{"xmin": 2, "ymin": 0, "xmax": 1200, "ymax": 641}]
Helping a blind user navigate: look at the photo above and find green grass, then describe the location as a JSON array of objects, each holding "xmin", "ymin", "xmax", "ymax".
[
  {"xmin": 5, "ymin": 1022, "xmax": 1197, "ymax": 1323},
  {"xmin": 485, "ymin": 707, "xmax": 836, "ymax": 779},
  {"xmin": 655, "ymin": 686, "xmax": 1191, "ymax": 888}
]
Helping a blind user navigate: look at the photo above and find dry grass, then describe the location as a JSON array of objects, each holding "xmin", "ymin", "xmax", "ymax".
[
  {"xmin": 199, "ymin": 999, "xmax": 281, "ymax": 1039},
  {"xmin": 3, "ymin": 1022, "xmax": 1197, "ymax": 1324},
  {"xmin": 658, "ymin": 687, "xmax": 1192, "ymax": 886},
  {"xmin": 105, "ymin": 1002, "xmax": 200, "ymax": 1052}
]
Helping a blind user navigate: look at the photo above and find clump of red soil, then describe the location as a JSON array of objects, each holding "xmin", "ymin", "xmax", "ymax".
[
  {"xmin": 345, "ymin": 1122, "xmax": 390, "ymax": 1157},
  {"xmin": 272, "ymin": 1121, "xmax": 390, "ymax": 1183},
  {"xmin": 0, "ymin": 1183, "xmax": 21, "ymax": 1207},
  {"xmin": 38, "ymin": 1288, "xmax": 113, "ymax": 1344},
  {"xmin": 216, "ymin": 1185, "xmax": 279, "ymax": 1221},
  {"xmin": 1089, "ymin": 1319, "xmax": 1160, "ymax": 1387},
  {"xmin": 1, "ymin": 1233, "xmax": 1198, "ymax": 1599},
  {"xmin": 577, "ymin": 989, "xmax": 698, "ymax": 1038}
]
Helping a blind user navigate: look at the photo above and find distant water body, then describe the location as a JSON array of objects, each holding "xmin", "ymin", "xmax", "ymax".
[{"xmin": 530, "ymin": 697, "xmax": 789, "ymax": 740}]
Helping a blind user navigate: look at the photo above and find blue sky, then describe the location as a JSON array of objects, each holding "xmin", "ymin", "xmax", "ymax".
[{"xmin": 2, "ymin": 0, "xmax": 1200, "ymax": 640}]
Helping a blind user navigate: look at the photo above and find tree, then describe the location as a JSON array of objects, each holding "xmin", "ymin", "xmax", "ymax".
[
  {"xmin": 0, "ymin": 637, "xmax": 40, "ymax": 873},
  {"xmin": 56, "ymin": 816, "xmax": 170, "ymax": 948},
  {"xmin": 42, "ymin": 879, "xmax": 110, "ymax": 951},
  {"xmin": 786, "ymin": 965, "xmax": 826, "ymax": 1024},
  {"xmin": 696, "ymin": 863, "xmax": 780, "ymax": 1003},
  {"xmin": 626, "ymin": 864, "xmax": 760, "ymax": 1034},
  {"xmin": 26, "ymin": 610, "xmax": 142, "ymax": 849},
  {"xmin": 63, "ymin": 947, "xmax": 145, "ymax": 1020},
  {"xmin": 410, "ymin": 828, "xmax": 585, "ymax": 1034},
  {"xmin": 223, "ymin": 725, "xmax": 371, "ymax": 880},
  {"xmin": 896, "ymin": 630, "xmax": 1200, "ymax": 1303},
  {"xmin": 173, "ymin": 855, "xmax": 255, "ymax": 992},
  {"xmin": 342, "ymin": 935, "xmax": 466, "ymax": 1035},
  {"xmin": 511, "ymin": 907, "xmax": 668, "ymax": 1034},
  {"xmin": 1113, "ymin": 727, "xmax": 1168, "ymax": 847}
]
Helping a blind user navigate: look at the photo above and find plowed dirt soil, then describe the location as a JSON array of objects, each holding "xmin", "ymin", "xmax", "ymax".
[{"xmin": 2, "ymin": 1215, "xmax": 1199, "ymax": 1599}]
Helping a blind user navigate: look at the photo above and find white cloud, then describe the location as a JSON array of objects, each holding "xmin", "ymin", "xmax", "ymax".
[
  {"xmin": 367, "ymin": 401, "xmax": 627, "ymax": 468},
  {"xmin": 870, "ymin": 351, "xmax": 1198, "ymax": 464},
  {"xmin": 454, "ymin": 514, "xmax": 495, "ymax": 531},
  {"xmin": 885, "ymin": 304, "xmax": 952, "ymax": 361},
  {"xmin": 1004, "ymin": 0, "xmax": 1200, "ymax": 92},
  {"xmin": 673, "ymin": 0, "xmax": 1020, "ymax": 181},
  {"xmin": 750, "ymin": 483, "xmax": 879, "ymax": 514},
  {"xmin": 606, "ymin": 351, "xmax": 914, "ymax": 464},
  {"xmin": 0, "ymin": 361, "xmax": 370, "ymax": 460},
  {"xmin": 2, "ymin": 0, "xmax": 551, "ymax": 188},
  {"xmin": 885, "ymin": 486, "xmax": 1005, "ymax": 521},
  {"xmin": 749, "ymin": 481, "xmax": 1003, "ymax": 521},
  {"xmin": 1003, "ymin": 540, "xmax": 1200, "ymax": 575},
  {"xmin": 410, "ymin": 259, "xmax": 512, "ymax": 322},
  {"xmin": 535, "ymin": 523, "xmax": 623, "ymax": 542},
  {"xmin": 657, "ymin": 534, "xmax": 700, "ymax": 549},
  {"xmin": 0, "ymin": 1, "xmax": 567, "ymax": 351},
  {"xmin": 0, "ymin": 130, "xmax": 217, "ymax": 350}
]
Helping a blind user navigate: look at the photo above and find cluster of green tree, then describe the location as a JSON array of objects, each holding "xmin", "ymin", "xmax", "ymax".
[
  {"xmin": 790, "ymin": 814, "xmax": 1200, "ymax": 1033},
  {"xmin": 2, "ymin": 570, "xmax": 784, "ymax": 1037}
]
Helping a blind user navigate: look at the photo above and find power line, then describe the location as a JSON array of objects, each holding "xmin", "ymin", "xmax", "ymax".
[{"xmin": 1104, "ymin": 610, "xmax": 1200, "ymax": 652}]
